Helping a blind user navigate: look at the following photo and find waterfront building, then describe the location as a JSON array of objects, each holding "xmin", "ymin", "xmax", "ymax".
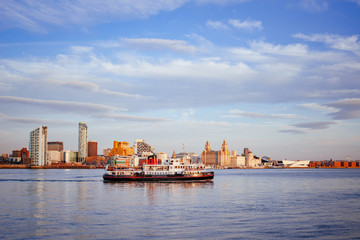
[
  {"xmin": 29, "ymin": 126, "xmax": 48, "ymax": 166},
  {"xmin": 157, "ymin": 152, "xmax": 168, "ymax": 161},
  {"xmin": 231, "ymin": 155, "xmax": 246, "ymax": 167},
  {"xmin": 78, "ymin": 122, "xmax": 88, "ymax": 163},
  {"xmin": 110, "ymin": 155, "xmax": 133, "ymax": 167},
  {"xmin": 8, "ymin": 156, "xmax": 21, "ymax": 163},
  {"xmin": 219, "ymin": 140, "xmax": 231, "ymax": 166},
  {"xmin": 103, "ymin": 148, "xmax": 111, "ymax": 157},
  {"xmin": 277, "ymin": 160, "xmax": 310, "ymax": 168},
  {"xmin": 8, "ymin": 148, "xmax": 30, "ymax": 164},
  {"xmin": 48, "ymin": 141, "xmax": 64, "ymax": 151},
  {"xmin": 309, "ymin": 160, "xmax": 360, "ymax": 168},
  {"xmin": 63, "ymin": 150, "xmax": 78, "ymax": 163},
  {"xmin": 12, "ymin": 150, "xmax": 21, "ymax": 157},
  {"xmin": 88, "ymin": 140, "xmax": 98, "ymax": 157},
  {"xmin": 48, "ymin": 150, "xmax": 63, "ymax": 164},
  {"xmin": 21, "ymin": 148, "xmax": 30, "ymax": 164},
  {"xmin": 175, "ymin": 152, "xmax": 201, "ymax": 163},
  {"xmin": 133, "ymin": 139, "xmax": 155, "ymax": 156},
  {"xmin": 108, "ymin": 141, "xmax": 134, "ymax": 157},
  {"xmin": 245, "ymin": 151, "xmax": 261, "ymax": 167},
  {"xmin": 47, "ymin": 141, "xmax": 64, "ymax": 164},
  {"xmin": 201, "ymin": 141, "xmax": 217, "ymax": 166},
  {"xmin": 201, "ymin": 140, "xmax": 231, "ymax": 167}
]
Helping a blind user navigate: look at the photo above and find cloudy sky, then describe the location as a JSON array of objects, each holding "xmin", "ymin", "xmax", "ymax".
[{"xmin": 1, "ymin": 0, "xmax": 360, "ymax": 160}]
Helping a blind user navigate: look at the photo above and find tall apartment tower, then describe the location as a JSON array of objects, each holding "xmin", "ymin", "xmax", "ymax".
[
  {"xmin": 78, "ymin": 121, "xmax": 88, "ymax": 163},
  {"xmin": 29, "ymin": 126, "xmax": 48, "ymax": 166}
]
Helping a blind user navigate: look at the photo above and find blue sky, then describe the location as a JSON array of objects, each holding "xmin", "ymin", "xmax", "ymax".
[{"xmin": 1, "ymin": 0, "xmax": 360, "ymax": 160}]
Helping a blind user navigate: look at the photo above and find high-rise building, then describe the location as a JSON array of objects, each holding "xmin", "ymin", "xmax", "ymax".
[
  {"xmin": 133, "ymin": 139, "xmax": 155, "ymax": 156},
  {"xmin": 78, "ymin": 121, "xmax": 88, "ymax": 163},
  {"xmin": 29, "ymin": 126, "xmax": 48, "ymax": 166},
  {"xmin": 88, "ymin": 140, "xmax": 98, "ymax": 157},
  {"xmin": 244, "ymin": 148, "xmax": 249, "ymax": 156}
]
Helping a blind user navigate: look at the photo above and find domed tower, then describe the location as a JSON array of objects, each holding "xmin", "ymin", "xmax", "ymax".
[
  {"xmin": 221, "ymin": 140, "xmax": 228, "ymax": 152},
  {"xmin": 202, "ymin": 140, "xmax": 215, "ymax": 166},
  {"xmin": 218, "ymin": 139, "xmax": 231, "ymax": 167},
  {"xmin": 205, "ymin": 140, "xmax": 211, "ymax": 152}
]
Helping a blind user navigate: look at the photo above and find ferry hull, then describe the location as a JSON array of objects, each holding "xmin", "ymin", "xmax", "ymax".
[{"xmin": 103, "ymin": 172, "xmax": 214, "ymax": 182}]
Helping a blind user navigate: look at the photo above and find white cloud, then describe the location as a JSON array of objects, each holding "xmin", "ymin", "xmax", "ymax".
[
  {"xmin": 0, "ymin": 95, "xmax": 117, "ymax": 115},
  {"xmin": 0, "ymin": 96, "xmax": 167, "ymax": 122},
  {"xmin": 196, "ymin": 0, "xmax": 249, "ymax": 4},
  {"xmin": 99, "ymin": 89, "xmax": 145, "ymax": 99},
  {"xmin": 206, "ymin": 20, "xmax": 229, "ymax": 30},
  {"xmin": 301, "ymin": 0, "xmax": 328, "ymax": 12},
  {"xmin": 181, "ymin": 109, "xmax": 195, "ymax": 120},
  {"xmin": 49, "ymin": 80, "xmax": 144, "ymax": 99},
  {"xmin": 0, "ymin": 54, "xmax": 147, "ymax": 100},
  {"xmin": 293, "ymin": 121, "xmax": 336, "ymax": 130},
  {"xmin": 0, "ymin": 112, "xmax": 73, "ymax": 125},
  {"xmin": 1, "ymin": 34, "xmax": 359, "ymax": 113},
  {"xmin": 206, "ymin": 18, "xmax": 262, "ymax": 32},
  {"xmin": 250, "ymin": 41, "xmax": 308, "ymax": 56},
  {"xmin": 227, "ymin": 109, "xmax": 302, "ymax": 119},
  {"xmin": 228, "ymin": 18, "xmax": 262, "ymax": 31},
  {"xmin": 325, "ymin": 98, "xmax": 360, "ymax": 120},
  {"xmin": 122, "ymin": 38, "xmax": 197, "ymax": 53},
  {"xmin": 55, "ymin": 80, "xmax": 100, "ymax": 92},
  {"xmin": 227, "ymin": 47, "xmax": 271, "ymax": 62},
  {"xmin": 278, "ymin": 129, "xmax": 305, "ymax": 134},
  {"xmin": 102, "ymin": 58, "xmax": 256, "ymax": 82},
  {"xmin": 299, "ymin": 103, "xmax": 337, "ymax": 112},
  {"xmin": 70, "ymin": 46, "xmax": 94, "ymax": 54},
  {"xmin": 0, "ymin": 0, "xmax": 188, "ymax": 32},
  {"xmin": 293, "ymin": 33, "xmax": 360, "ymax": 55}
]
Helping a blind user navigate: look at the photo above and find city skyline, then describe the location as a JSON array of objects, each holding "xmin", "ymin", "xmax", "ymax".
[{"xmin": 1, "ymin": 1, "xmax": 360, "ymax": 160}]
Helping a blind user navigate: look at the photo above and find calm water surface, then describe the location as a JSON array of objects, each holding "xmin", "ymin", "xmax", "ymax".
[{"xmin": 0, "ymin": 168, "xmax": 360, "ymax": 239}]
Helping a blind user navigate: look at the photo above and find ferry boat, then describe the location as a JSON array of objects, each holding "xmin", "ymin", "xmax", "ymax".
[{"xmin": 103, "ymin": 157, "xmax": 214, "ymax": 182}]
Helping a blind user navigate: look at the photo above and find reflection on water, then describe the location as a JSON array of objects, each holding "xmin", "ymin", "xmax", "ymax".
[
  {"xmin": 104, "ymin": 181, "xmax": 214, "ymax": 189},
  {"xmin": 1, "ymin": 169, "xmax": 360, "ymax": 239},
  {"xmin": 104, "ymin": 181, "xmax": 214, "ymax": 205}
]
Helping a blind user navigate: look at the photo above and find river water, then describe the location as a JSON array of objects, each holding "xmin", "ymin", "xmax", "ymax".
[{"xmin": 0, "ymin": 168, "xmax": 359, "ymax": 239}]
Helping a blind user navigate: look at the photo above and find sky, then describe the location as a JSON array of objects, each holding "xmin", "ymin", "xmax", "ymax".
[{"xmin": 1, "ymin": 0, "xmax": 360, "ymax": 161}]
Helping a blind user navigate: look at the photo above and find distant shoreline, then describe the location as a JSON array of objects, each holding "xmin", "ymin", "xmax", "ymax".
[
  {"xmin": 0, "ymin": 164, "xmax": 102, "ymax": 169},
  {"xmin": 1, "ymin": 164, "xmax": 359, "ymax": 169}
]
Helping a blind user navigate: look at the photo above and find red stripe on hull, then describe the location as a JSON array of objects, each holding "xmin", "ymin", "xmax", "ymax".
[{"xmin": 103, "ymin": 173, "xmax": 214, "ymax": 182}]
